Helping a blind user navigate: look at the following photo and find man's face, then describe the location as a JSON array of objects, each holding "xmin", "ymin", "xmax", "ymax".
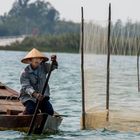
[{"xmin": 30, "ymin": 58, "xmax": 43, "ymax": 68}]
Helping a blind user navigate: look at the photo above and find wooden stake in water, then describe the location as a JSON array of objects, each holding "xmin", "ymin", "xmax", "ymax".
[
  {"xmin": 81, "ymin": 7, "xmax": 86, "ymax": 129},
  {"xmin": 106, "ymin": 3, "xmax": 111, "ymax": 120},
  {"xmin": 137, "ymin": 37, "xmax": 140, "ymax": 92}
]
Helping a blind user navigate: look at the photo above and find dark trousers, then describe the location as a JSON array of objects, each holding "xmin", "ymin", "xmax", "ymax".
[{"xmin": 23, "ymin": 98, "xmax": 54, "ymax": 116}]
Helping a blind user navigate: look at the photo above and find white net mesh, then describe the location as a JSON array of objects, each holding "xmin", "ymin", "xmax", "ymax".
[
  {"xmin": 84, "ymin": 21, "xmax": 108, "ymax": 54},
  {"xmin": 84, "ymin": 20, "xmax": 108, "ymax": 111},
  {"xmin": 110, "ymin": 21, "xmax": 140, "ymax": 55},
  {"xmin": 82, "ymin": 20, "xmax": 140, "ymax": 131}
]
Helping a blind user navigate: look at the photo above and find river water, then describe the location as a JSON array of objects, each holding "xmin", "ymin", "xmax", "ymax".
[{"xmin": 0, "ymin": 51, "xmax": 140, "ymax": 140}]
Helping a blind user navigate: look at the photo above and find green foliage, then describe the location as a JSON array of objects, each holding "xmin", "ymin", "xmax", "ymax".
[
  {"xmin": 0, "ymin": 0, "xmax": 79, "ymax": 36},
  {"xmin": 2, "ymin": 33, "xmax": 80, "ymax": 53}
]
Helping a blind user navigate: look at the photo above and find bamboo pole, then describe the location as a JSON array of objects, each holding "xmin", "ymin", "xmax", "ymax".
[
  {"xmin": 137, "ymin": 53, "xmax": 139, "ymax": 92},
  {"xmin": 137, "ymin": 37, "xmax": 140, "ymax": 92},
  {"xmin": 81, "ymin": 7, "xmax": 86, "ymax": 129},
  {"xmin": 106, "ymin": 3, "xmax": 111, "ymax": 120}
]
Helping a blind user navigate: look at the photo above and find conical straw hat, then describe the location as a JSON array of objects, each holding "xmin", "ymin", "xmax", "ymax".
[{"xmin": 21, "ymin": 48, "xmax": 49, "ymax": 64}]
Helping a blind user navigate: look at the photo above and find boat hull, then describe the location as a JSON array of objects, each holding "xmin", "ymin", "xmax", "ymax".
[
  {"xmin": 0, "ymin": 83, "xmax": 63, "ymax": 133},
  {"xmin": 0, "ymin": 114, "xmax": 62, "ymax": 133}
]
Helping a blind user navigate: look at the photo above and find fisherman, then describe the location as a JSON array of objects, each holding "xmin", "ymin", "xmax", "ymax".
[{"xmin": 19, "ymin": 48, "xmax": 58, "ymax": 115}]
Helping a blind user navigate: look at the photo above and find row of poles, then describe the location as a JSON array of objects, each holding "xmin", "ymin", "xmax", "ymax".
[
  {"xmin": 81, "ymin": 3, "xmax": 140, "ymax": 129},
  {"xmin": 81, "ymin": 4, "xmax": 112, "ymax": 129}
]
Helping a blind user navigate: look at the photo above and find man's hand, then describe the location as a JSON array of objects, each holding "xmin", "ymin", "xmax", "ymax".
[
  {"xmin": 51, "ymin": 55, "xmax": 57, "ymax": 61},
  {"xmin": 51, "ymin": 55, "xmax": 58, "ymax": 69},
  {"xmin": 32, "ymin": 92, "xmax": 44, "ymax": 101}
]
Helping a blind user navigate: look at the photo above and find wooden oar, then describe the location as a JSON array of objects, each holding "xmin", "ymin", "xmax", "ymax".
[{"xmin": 27, "ymin": 57, "xmax": 56, "ymax": 135}]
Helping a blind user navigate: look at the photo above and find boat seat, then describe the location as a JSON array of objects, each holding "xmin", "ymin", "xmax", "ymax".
[{"xmin": 7, "ymin": 109, "xmax": 23, "ymax": 115}]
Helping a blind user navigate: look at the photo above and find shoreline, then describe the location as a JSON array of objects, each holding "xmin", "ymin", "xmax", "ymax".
[{"xmin": 0, "ymin": 47, "xmax": 79, "ymax": 54}]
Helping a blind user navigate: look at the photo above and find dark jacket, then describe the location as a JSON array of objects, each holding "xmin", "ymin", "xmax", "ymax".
[{"xmin": 19, "ymin": 62, "xmax": 57, "ymax": 103}]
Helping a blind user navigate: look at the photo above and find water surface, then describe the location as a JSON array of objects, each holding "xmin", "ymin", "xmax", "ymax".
[{"xmin": 0, "ymin": 51, "xmax": 140, "ymax": 140}]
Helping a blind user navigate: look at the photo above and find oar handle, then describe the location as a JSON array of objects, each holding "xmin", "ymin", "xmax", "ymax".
[{"xmin": 51, "ymin": 55, "xmax": 57, "ymax": 61}]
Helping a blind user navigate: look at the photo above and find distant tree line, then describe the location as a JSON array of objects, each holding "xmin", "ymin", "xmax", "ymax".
[
  {"xmin": 0, "ymin": 0, "xmax": 140, "ymax": 54},
  {"xmin": 0, "ymin": 33, "xmax": 80, "ymax": 53},
  {"xmin": 1, "ymin": 19, "xmax": 140, "ymax": 53},
  {"xmin": 0, "ymin": 0, "xmax": 79, "ymax": 36}
]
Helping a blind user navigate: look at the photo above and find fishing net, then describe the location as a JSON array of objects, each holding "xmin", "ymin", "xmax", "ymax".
[
  {"xmin": 83, "ymin": 20, "xmax": 108, "ymax": 111},
  {"xmin": 82, "ymin": 19, "xmax": 140, "ymax": 132}
]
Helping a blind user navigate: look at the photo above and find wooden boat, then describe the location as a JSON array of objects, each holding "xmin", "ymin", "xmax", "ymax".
[{"xmin": 0, "ymin": 82, "xmax": 62, "ymax": 133}]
